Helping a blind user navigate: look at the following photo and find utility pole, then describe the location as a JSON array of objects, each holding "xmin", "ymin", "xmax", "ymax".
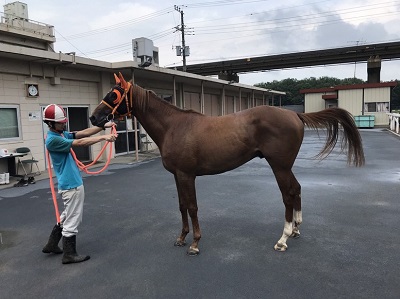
[{"xmin": 174, "ymin": 5, "xmax": 191, "ymax": 72}]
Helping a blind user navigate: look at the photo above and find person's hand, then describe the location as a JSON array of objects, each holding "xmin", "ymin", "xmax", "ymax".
[
  {"xmin": 105, "ymin": 133, "xmax": 118, "ymax": 142},
  {"xmin": 103, "ymin": 121, "xmax": 115, "ymax": 129}
]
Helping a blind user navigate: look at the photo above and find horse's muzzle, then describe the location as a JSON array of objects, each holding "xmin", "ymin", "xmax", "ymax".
[{"xmin": 89, "ymin": 115, "xmax": 107, "ymax": 128}]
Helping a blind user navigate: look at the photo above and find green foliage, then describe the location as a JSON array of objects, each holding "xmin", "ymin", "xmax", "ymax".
[
  {"xmin": 255, "ymin": 76, "xmax": 364, "ymax": 105},
  {"xmin": 391, "ymin": 85, "xmax": 400, "ymax": 111}
]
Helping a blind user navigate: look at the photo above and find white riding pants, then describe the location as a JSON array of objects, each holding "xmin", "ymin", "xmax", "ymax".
[{"xmin": 59, "ymin": 185, "xmax": 85, "ymax": 237}]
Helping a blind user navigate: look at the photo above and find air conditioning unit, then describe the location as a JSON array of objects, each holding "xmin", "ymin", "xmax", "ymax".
[{"xmin": 132, "ymin": 37, "xmax": 159, "ymax": 67}]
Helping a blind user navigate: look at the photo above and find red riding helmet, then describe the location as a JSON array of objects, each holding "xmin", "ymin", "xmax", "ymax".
[{"xmin": 43, "ymin": 104, "xmax": 68, "ymax": 123}]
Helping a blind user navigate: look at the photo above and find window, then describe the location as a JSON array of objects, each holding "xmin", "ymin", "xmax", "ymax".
[
  {"xmin": 364, "ymin": 102, "xmax": 389, "ymax": 113},
  {"xmin": 0, "ymin": 105, "xmax": 21, "ymax": 140}
]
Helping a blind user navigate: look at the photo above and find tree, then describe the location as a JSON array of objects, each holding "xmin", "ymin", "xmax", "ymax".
[
  {"xmin": 391, "ymin": 85, "xmax": 400, "ymax": 111},
  {"xmin": 255, "ymin": 76, "xmax": 364, "ymax": 106}
]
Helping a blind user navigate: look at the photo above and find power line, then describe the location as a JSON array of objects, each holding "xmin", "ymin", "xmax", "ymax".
[
  {"xmin": 191, "ymin": 1, "xmax": 398, "ymax": 33},
  {"xmin": 58, "ymin": 7, "xmax": 174, "ymax": 41},
  {"xmin": 54, "ymin": 0, "xmax": 400, "ymax": 64},
  {"xmin": 182, "ymin": 0, "xmax": 273, "ymax": 8},
  {"xmin": 193, "ymin": 10, "xmax": 400, "ymax": 36}
]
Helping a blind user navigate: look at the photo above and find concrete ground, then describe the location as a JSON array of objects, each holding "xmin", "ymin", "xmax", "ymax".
[{"xmin": 0, "ymin": 130, "xmax": 399, "ymax": 299}]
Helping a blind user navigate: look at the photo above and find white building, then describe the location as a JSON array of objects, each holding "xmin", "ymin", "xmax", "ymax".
[{"xmin": 300, "ymin": 82, "xmax": 397, "ymax": 127}]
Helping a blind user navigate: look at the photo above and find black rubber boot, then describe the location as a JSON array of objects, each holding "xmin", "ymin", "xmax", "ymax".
[
  {"xmin": 42, "ymin": 224, "xmax": 63, "ymax": 254},
  {"xmin": 62, "ymin": 235, "xmax": 90, "ymax": 264}
]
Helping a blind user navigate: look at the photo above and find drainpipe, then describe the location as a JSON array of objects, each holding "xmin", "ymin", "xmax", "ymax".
[
  {"xmin": 131, "ymin": 69, "xmax": 139, "ymax": 162},
  {"xmin": 362, "ymin": 88, "xmax": 365, "ymax": 115},
  {"xmin": 173, "ymin": 76, "xmax": 177, "ymax": 106},
  {"xmin": 201, "ymin": 81, "xmax": 205, "ymax": 114},
  {"xmin": 222, "ymin": 85, "xmax": 226, "ymax": 115},
  {"xmin": 239, "ymin": 88, "xmax": 242, "ymax": 111}
]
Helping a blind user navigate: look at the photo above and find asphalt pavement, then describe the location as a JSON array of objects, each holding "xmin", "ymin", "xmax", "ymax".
[{"xmin": 1, "ymin": 129, "xmax": 399, "ymax": 299}]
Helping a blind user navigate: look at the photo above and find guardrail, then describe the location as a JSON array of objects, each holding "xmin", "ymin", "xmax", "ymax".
[{"xmin": 387, "ymin": 113, "xmax": 400, "ymax": 134}]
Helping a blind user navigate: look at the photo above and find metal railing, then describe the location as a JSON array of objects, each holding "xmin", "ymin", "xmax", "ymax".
[
  {"xmin": 387, "ymin": 113, "xmax": 400, "ymax": 134},
  {"xmin": 0, "ymin": 12, "xmax": 55, "ymax": 38}
]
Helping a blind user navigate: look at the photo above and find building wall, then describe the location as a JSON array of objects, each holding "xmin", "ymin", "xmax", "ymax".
[
  {"xmin": 304, "ymin": 93, "xmax": 325, "ymax": 112},
  {"xmin": 364, "ymin": 87, "xmax": 391, "ymax": 126},
  {"xmin": 364, "ymin": 87, "xmax": 390, "ymax": 102},
  {"xmin": 0, "ymin": 71, "xmax": 103, "ymax": 173},
  {"xmin": 225, "ymin": 95, "xmax": 235, "ymax": 114},
  {"xmin": 184, "ymin": 91, "xmax": 201, "ymax": 112},
  {"xmin": 204, "ymin": 94, "xmax": 221, "ymax": 116},
  {"xmin": 338, "ymin": 89, "xmax": 363, "ymax": 116}
]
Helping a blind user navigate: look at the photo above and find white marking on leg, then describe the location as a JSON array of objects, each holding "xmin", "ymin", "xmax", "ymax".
[
  {"xmin": 274, "ymin": 221, "xmax": 292, "ymax": 251},
  {"xmin": 291, "ymin": 210, "xmax": 302, "ymax": 238},
  {"xmin": 294, "ymin": 210, "xmax": 302, "ymax": 225}
]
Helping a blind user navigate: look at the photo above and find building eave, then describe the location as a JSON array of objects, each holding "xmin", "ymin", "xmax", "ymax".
[{"xmin": 300, "ymin": 81, "xmax": 397, "ymax": 94}]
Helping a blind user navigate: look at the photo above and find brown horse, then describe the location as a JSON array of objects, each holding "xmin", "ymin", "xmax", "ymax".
[{"xmin": 90, "ymin": 73, "xmax": 365, "ymax": 255}]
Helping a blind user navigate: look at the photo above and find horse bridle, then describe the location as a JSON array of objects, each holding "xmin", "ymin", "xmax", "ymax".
[{"xmin": 101, "ymin": 83, "xmax": 133, "ymax": 121}]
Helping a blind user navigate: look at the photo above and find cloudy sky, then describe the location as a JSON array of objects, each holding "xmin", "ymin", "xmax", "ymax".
[{"xmin": 6, "ymin": 0, "xmax": 400, "ymax": 85}]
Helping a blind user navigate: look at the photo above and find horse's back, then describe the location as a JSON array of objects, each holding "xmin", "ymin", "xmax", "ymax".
[{"xmin": 240, "ymin": 105, "xmax": 304, "ymax": 137}]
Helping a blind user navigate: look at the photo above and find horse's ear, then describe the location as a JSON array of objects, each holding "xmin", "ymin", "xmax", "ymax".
[
  {"xmin": 118, "ymin": 72, "xmax": 128, "ymax": 89},
  {"xmin": 114, "ymin": 73, "xmax": 121, "ymax": 84}
]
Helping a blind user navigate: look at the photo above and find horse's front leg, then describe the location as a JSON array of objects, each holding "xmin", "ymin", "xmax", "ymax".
[
  {"xmin": 174, "ymin": 173, "xmax": 201, "ymax": 256},
  {"xmin": 174, "ymin": 207, "xmax": 189, "ymax": 247},
  {"xmin": 174, "ymin": 175, "xmax": 190, "ymax": 247}
]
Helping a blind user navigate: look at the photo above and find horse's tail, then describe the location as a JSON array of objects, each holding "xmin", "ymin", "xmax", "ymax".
[{"xmin": 297, "ymin": 107, "xmax": 365, "ymax": 167}]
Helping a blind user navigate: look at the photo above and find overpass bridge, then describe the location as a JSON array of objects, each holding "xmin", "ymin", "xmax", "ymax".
[{"xmin": 172, "ymin": 41, "xmax": 400, "ymax": 81}]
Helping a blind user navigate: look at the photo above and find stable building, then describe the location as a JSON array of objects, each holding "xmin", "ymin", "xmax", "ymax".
[
  {"xmin": 0, "ymin": 2, "xmax": 284, "ymax": 178},
  {"xmin": 300, "ymin": 82, "xmax": 397, "ymax": 127},
  {"xmin": 300, "ymin": 55, "xmax": 397, "ymax": 127}
]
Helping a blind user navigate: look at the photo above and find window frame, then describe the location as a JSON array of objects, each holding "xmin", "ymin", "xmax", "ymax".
[
  {"xmin": 0, "ymin": 104, "xmax": 22, "ymax": 141},
  {"xmin": 364, "ymin": 102, "xmax": 389, "ymax": 113}
]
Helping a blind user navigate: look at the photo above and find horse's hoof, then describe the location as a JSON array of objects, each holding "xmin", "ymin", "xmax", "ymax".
[
  {"xmin": 274, "ymin": 243, "xmax": 288, "ymax": 252},
  {"xmin": 187, "ymin": 246, "xmax": 200, "ymax": 256},
  {"xmin": 290, "ymin": 231, "xmax": 300, "ymax": 239},
  {"xmin": 174, "ymin": 240, "xmax": 186, "ymax": 247}
]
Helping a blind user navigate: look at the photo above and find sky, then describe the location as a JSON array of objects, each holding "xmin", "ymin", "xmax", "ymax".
[{"xmin": 4, "ymin": 0, "xmax": 400, "ymax": 85}]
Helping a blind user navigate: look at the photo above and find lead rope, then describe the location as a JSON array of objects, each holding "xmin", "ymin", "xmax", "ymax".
[
  {"xmin": 46, "ymin": 149, "xmax": 61, "ymax": 223},
  {"xmin": 71, "ymin": 124, "xmax": 117, "ymax": 174},
  {"xmin": 46, "ymin": 124, "xmax": 117, "ymax": 223}
]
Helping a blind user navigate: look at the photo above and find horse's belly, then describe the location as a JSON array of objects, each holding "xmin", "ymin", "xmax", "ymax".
[{"xmin": 196, "ymin": 152, "xmax": 256, "ymax": 175}]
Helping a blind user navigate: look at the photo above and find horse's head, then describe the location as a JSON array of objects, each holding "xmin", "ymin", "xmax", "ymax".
[{"xmin": 90, "ymin": 72, "xmax": 132, "ymax": 128}]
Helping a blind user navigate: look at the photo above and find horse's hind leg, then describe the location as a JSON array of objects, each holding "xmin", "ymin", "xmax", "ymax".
[
  {"xmin": 271, "ymin": 169, "xmax": 302, "ymax": 252},
  {"xmin": 291, "ymin": 185, "xmax": 302, "ymax": 239}
]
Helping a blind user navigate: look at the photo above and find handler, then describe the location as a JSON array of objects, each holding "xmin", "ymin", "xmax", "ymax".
[{"xmin": 41, "ymin": 104, "xmax": 117, "ymax": 264}]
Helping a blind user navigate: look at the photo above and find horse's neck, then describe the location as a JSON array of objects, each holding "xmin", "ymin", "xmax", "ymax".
[{"xmin": 132, "ymin": 86, "xmax": 176, "ymax": 146}]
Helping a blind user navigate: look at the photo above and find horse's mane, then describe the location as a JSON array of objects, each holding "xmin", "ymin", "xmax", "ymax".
[{"xmin": 133, "ymin": 83, "xmax": 204, "ymax": 116}]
